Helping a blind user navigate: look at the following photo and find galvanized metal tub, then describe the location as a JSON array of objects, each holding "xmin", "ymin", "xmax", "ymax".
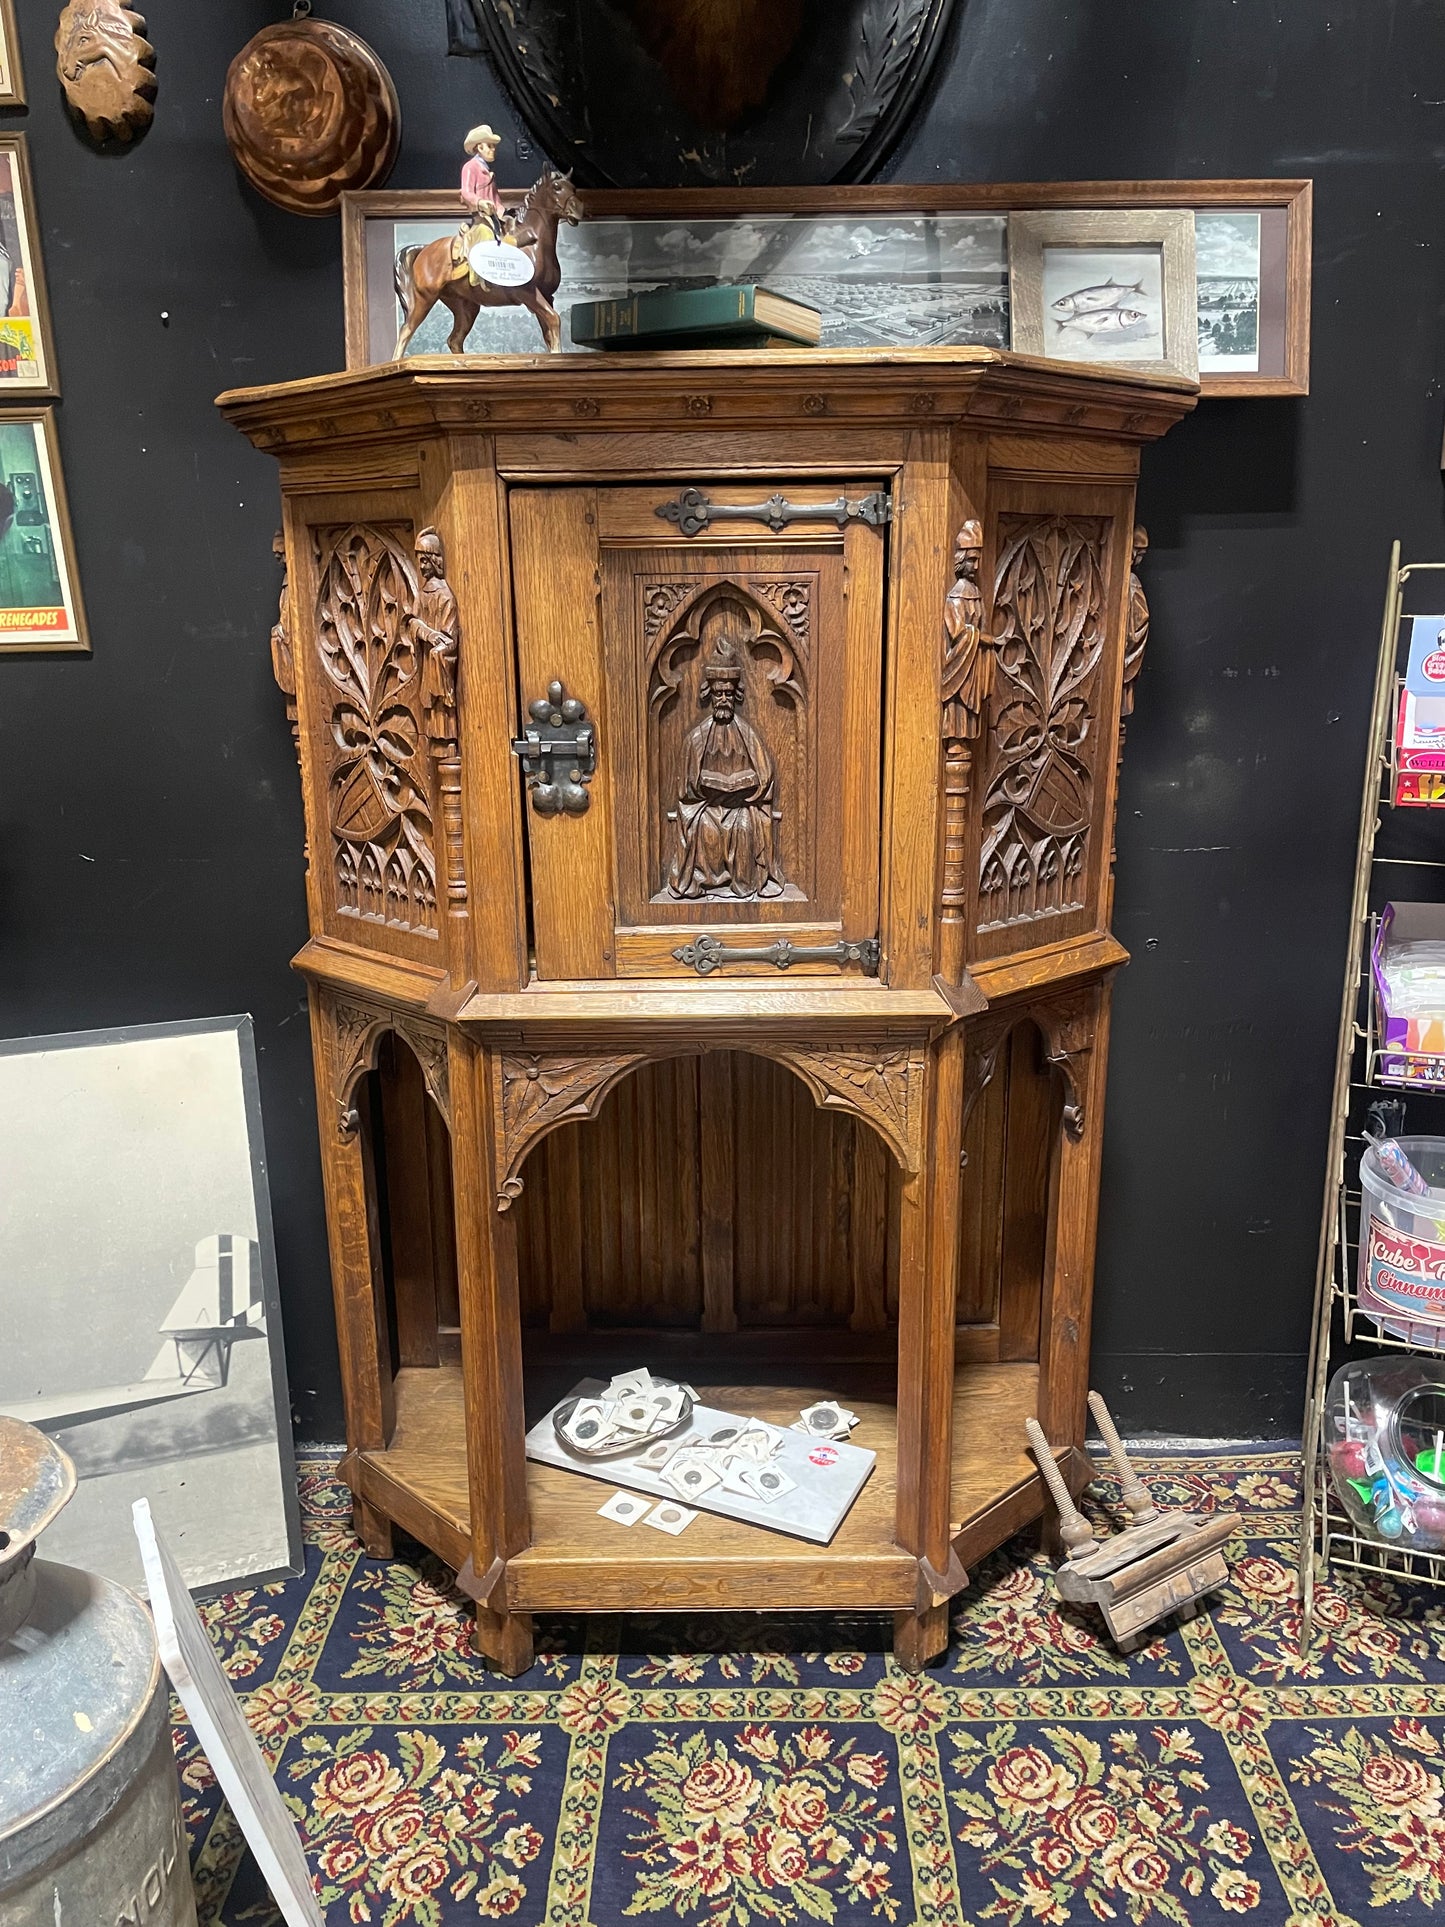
[{"xmin": 0, "ymin": 1420, "xmax": 198, "ymax": 1927}]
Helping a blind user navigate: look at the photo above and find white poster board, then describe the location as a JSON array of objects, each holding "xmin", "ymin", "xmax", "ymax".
[{"xmin": 134, "ymin": 1498, "xmax": 323, "ymax": 1927}]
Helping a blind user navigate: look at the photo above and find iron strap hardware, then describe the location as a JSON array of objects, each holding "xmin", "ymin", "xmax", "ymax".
[
  {"xmin": 655, "ymin": 487, "xmax": 892, "ymax": 539},
  {"xmin": 672, "ymin": 935, "xmax": 882, "ymax": 977},
  {"xmin": 510, "ymin": 679, "xmax": 597, "ymax": 816}
]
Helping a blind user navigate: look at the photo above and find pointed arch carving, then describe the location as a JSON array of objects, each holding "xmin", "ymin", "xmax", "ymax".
[
  {"xmin": 329, "ymin": 996, "xmax": 451, "ymax": 1137},
  {"xmin": 647, "ymin": 578, "xmax": 805, "ymax": 719},
  {"xmin": 642, "ymin": 576, "xmax": 812, "ymax": 904}
]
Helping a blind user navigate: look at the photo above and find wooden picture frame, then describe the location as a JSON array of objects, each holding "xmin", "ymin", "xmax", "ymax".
[
  {"xmin": 0, "ymin": 408, "xmax": 88, "ymax": 654},
  {"xmin": 1007, "ymin": 208, "xmax": 1198, "ymax": 384},
  {"xmin": 0, "ymin": 136, "xmax": 59, "ymax": 398},
  {"xmin": 342, "ymin": 179, "xmax": 1311, "ymax": 397},
  {"xmin": 0, "ymin": 0, "xmax": 25, "ymax": 107}
]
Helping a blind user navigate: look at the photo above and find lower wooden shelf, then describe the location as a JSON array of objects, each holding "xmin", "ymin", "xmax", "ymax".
[{"xmin": 349, "ymin": 1343, "xmax": 1054, "ymax": 1616}]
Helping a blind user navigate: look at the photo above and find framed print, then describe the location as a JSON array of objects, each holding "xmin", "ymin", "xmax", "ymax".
[
  {"xmin": 0, "ymin": 1015, "xmax": 303, "ymax": 1597},
  {"xmin": 0, "ymin": 0, "xmax": 24, "ymax": 106},
  {"xmin": 0, "ymin": 136, "xmax": 58, "ymax": 394},
  {"xmin": 342, "ymin": 179, "xmax": 1309, "ymax": 397},
  {"xmin": 0, "ymin": 409, "xmax": 88, "ymax": 654},
  {"xmin": 1008, "ymin": 209, "xmax": 1198, "ymax": 382}
]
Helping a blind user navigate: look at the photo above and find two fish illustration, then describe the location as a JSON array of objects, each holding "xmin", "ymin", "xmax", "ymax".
[{"xmin": 1051, "ymin": 276, "xmax": 1151, "ymax": 341}]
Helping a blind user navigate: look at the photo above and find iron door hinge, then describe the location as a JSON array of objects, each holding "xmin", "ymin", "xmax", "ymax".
[
  {"xmin": 672, "ymin": 935, "xmax": 881, "ymax": 977},
  {"xmin": 655, "ymin": 487, "xmax": 892, "ymax": 538}
]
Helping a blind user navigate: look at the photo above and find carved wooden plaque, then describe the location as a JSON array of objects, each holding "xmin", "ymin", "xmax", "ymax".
[
  {"xmin": 223, "ymin": 18, "xmax": 399, "ymax": 217},
  {"xmin": 55, "ymin": 0, "xmax": 156, "ymax": 143},
  {"xmin": 311, "ymin": 523, "xmax": 439, "ymax": 944},
  {"xmin": 974, "ymin": 509, "xmax": 1117, "ymax": 953}
]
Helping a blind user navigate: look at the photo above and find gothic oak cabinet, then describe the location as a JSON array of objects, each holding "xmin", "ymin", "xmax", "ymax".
[{"xmin": 220, "ymin": 347, "xmax": 1193, "ymax": 1673}]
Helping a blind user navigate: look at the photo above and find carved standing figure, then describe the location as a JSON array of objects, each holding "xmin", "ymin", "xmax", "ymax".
[
  {"xmin": 269, "ymin": 529, "xmax": 294, "ymax": 703},
  {"xmin": 410, "ymin": 527, "xmax": 468, "ymax": 918},
  {"xmin": 941, "ymin": 518, "xmax": 991, "ymax": 738},
  {"xmin": 1121, "ymin": 523, "xmax": 1149, "ymax": 719},
  {"xmin": 411, "ymin": 527, "xmax": 460, "ymax": 745},
  {"xmin": 55, "ymin": 0, "xmax": 156, "ymax": 143},
  {"xmin": 668, "ymin": 638, "xmax": 784, "ymax": 900},
  {"xmin": 938, "ymin": 517, "xmax": 993, "ymax": 968}
]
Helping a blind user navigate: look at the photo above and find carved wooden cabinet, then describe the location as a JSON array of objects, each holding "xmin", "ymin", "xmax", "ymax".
[{"xmin": 220, "ymin": 347, "xmax": 1193, "ymax": 1673}]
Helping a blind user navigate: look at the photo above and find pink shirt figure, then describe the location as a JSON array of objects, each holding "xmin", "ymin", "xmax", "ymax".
[{"xmin": 461, "ymin": 155, "xmax": 499, "ymax": 215}]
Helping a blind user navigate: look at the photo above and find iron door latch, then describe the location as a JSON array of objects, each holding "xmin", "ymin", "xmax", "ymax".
[{"xmin": 511, "ymin": 679, "xmax": 596, "ymax": 816}]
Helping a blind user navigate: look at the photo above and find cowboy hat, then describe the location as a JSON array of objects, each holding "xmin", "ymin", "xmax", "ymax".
[{"xmin": 464, "ymin": 125, "xmax": 501, "ymax": 155}]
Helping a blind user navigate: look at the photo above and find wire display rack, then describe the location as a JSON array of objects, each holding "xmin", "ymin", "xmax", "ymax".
[{"xmin": 1300, "ymin": 544, "xmax": 1445, "ymax": 1648}]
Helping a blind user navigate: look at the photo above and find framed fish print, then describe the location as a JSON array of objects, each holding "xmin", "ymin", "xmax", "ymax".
[
  {"xmin": 0, "ymin": 410, "xmax": 88, "ymax": 654},
  {"xmin": 1008, "ymin": 208, "xmax": 1199, "ymax": 383},
  {"xmin": 341, "ymin": 179, "xmax": 1310, "ymax": 397},
  {"xmin": 0, "ymin": 136, "xmax": 58, "ymax": 395},
  {"xmin": 0, "ymin": 0, "xmax": 24, "ymax": 107}
]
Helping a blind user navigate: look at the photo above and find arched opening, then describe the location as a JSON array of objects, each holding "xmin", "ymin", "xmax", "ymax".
[
  {"xmin": 957, "ymin": 1018, "xmax": 1061, "ymax": 1364},
  {"xmin": 357, "ymin": 1030, "xmax": 458, "ymax": 1387},
  {"xmin": 512, "ymin": 1050, "xmax": 898, "ymax": 1342}
]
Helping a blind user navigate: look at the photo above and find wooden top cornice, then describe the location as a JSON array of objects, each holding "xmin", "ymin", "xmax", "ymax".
[{"xmin": 217, "ymin": 346, "xmax": 1197, "ymax": 453}]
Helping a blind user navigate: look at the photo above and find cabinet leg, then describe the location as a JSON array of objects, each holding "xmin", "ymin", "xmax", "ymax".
[
  {"xmin": 892, "ymin": 1603, "xmax": 950, "ymax": 1673},
  {"xmin": 353, "ymin": 1496, "xmax": 394, "ymax": 1560},
  {"xmin": 472, "ymin": 1606, "xmax": 535, "ymax": 1677}
]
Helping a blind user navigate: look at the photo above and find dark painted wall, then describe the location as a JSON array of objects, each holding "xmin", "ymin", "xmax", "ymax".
[{"xmin": 0, "ymin": 0, "xmax": 1433, "ymax": 1437}]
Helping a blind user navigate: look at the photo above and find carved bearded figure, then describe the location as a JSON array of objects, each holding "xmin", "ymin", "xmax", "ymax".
[
  {"xmin": 410, "ymin": 528, "xmax": 459, "ymax": 746},
  {"xmin": 668, "ymin": 640, "xmax": 784, "ymax": 899}
]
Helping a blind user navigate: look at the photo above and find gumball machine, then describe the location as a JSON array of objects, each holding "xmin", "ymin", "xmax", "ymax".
[{"xmin": 1326, "ymin": 1361, "xmax": 1445, "ymax": 1549}]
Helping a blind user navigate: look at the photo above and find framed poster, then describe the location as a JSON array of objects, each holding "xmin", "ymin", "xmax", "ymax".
[
  {"xmin": 0, "ymin": 136, "xmax": 58, "ymax": 394},
  {"xmin": 1008, "ymin": 208, "xmax": 1198, "ymax": 382},
  {"xmin": 0, "ymin": 1015, "xmax": 303, "ymax": 1597},
  {"xmin": 0, "ymin": 0, "xmax": 24, "ymax": 107},
  {"xmin": 0, "ymin": 408, "xmax": 88, "ymax": 653},
  {"xmin": 341, "ymin": 179, "xmax": 1311, "ymax": 397}
]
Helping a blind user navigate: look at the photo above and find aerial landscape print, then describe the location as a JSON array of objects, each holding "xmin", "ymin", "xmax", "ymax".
[{"xmin": 389, "ymin": 213, "xmax": 1010, "ymax": 356}]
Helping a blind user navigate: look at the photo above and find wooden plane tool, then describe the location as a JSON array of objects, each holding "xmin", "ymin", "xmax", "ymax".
[{"xmin": 1026, "ymin": 1392, "xmax": 1235, "ymax": 1652}]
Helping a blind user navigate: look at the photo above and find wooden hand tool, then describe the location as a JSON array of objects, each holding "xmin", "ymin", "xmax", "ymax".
[{"xmin": 1026, "ymin": 1397, "xmax": 1235, "ymax": 1652}]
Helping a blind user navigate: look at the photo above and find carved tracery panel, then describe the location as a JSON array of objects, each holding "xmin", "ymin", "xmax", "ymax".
[
  {"xmin": 644, "ymin": 577, "xmax": 811, "ymax": 904},
  {"xmin": 314, "ymin": 523, "xmax": 438, "ymax": 938},
  {"xmin": 977, "ymin": 515, "xmax": 1109, "ymax": 935}
]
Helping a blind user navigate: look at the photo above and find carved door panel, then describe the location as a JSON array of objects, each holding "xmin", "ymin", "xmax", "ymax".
[
  {"xmin": 509, "ymin": 483, "xmax": 887, "ymax": 982},
  {"xmin": 968, "ymin": 481, "xmax": 1135, "ymax": 962}
]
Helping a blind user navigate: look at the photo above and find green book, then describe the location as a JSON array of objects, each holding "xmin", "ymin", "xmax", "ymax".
[{"xmin": 569, "ymin": 283, "xmax": 822, "ymax": 350}]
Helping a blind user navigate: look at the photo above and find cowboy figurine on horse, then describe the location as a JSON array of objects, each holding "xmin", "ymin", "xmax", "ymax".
[
  {"xmin": 456, "ymin": 124, "xmax": 514, "ymax": 282},
  {"xmin": 392, "ymin": 128, "xmax": 584, "ymax": 358}
]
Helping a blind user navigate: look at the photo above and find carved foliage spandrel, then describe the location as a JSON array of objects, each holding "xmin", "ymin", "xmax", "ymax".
[
  {"xmin": 978, "ymin": 516, "xmax": 1108, "ymax": 934},
  {"xmin": 1036, "ymin": 990, "xmax": 1097, "ymax": 1141},
  {"xmin": 330, "ymin": 997, "xmax": 451, "ymax": 1138},
  {"xmin": 759, "ymin": 1040, "xmax": 924, "ymax": 1176},
  {"xmin": 493, "ymin": 1050, "xmax": 648, "ymax": 1209},
  {"xmin": 315, "ymin": 524, "xmax": 438, "ymax": 938}
]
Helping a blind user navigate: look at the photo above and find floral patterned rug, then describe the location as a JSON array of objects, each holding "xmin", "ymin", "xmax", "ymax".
[{"xmin": 178, "ymin": 1447, "xmax": 1443, "ymax": 1927}]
